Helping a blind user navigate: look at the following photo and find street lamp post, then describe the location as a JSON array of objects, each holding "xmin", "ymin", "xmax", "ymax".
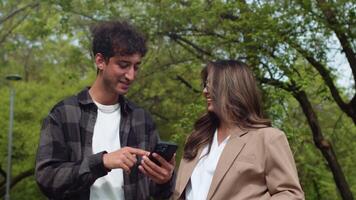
[{"xmin": 5, "ymin": 74, "xmax": 22, "ymax": 200}]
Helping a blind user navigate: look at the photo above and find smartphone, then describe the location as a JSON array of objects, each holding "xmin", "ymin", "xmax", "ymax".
[{"xmin": 148, "ymin": 141, "xmax": 178, "ymax": 166}]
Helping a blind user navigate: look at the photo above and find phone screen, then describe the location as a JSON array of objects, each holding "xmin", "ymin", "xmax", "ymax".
[{"xmin": 148, "ymin": 141, "xmax": 178, "ymax": 166}]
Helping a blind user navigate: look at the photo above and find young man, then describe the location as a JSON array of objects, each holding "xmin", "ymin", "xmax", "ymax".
[{"xmin": 35, "ymin": 21, "xmax": 175, "ymax": 200}]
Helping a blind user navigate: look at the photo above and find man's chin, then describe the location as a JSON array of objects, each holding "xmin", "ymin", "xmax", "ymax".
[{"xmin": 116, "ymin": 88, "xmax": 129, "ymax": 95}]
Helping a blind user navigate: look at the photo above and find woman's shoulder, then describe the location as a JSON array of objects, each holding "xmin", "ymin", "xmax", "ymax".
[{"xmin": 252, "ymin": 127, "xmax": 287, "ymax": 141}]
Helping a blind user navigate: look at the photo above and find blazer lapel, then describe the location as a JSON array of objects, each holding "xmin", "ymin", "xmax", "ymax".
[
  {"xmin": 177, "ymin": 148, "xmax": 204, "ymax": 198},
  {"xmin": 207, "ymin": 130, "xmax": 249, "ymax": 200}
]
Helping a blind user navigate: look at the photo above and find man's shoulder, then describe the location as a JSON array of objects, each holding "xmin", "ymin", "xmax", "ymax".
[
  {"xmin": 122, "ymin": 96, "xmax": 146, "ymax": 112},
  {"xmin": 51, "ymin": 88, "xmax": 89, "ymax": 111},
  {"xmin": 123, "ymin": 97, "xmax": 154, "ymax": 120},
  {"xmin": 52, "ymin": 94, "xmax": 79, "ymax": 111},
  {"xmin": 48, "ymin": 92, "xmax": 83, "ymax": 119}
]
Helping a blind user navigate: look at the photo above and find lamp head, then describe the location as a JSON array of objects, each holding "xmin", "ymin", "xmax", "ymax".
[{"xmin": 6, "ymin": 74, "xmax": 22, "ymax": 81}]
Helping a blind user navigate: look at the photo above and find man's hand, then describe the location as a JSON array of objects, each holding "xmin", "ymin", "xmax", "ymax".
[
  {"xmin": 138, "ymin": 153, "xmax": 176, "ymax": 184},
  {"xmin": 103, "ymin": 147, "xmax": 149, "ymax": 173}
]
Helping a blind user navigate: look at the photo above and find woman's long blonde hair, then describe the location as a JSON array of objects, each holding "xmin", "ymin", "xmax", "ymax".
[{"xmin": 183, "ymin": 60, "xmax": 271, "ymax": 160}]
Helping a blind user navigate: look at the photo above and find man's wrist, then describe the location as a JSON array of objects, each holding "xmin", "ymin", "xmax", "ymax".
[
  {"xmin": 102, "ymin": 151, "xmax": 111, "ymax": 172},
  {"xmin": 88, "ymin": 151, "xmax": 110, "ymax": 177}
]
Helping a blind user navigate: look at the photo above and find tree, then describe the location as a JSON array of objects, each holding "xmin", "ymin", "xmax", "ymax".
[
  {"xmin": 129, "ymin": 0, "xmax": 355, "ymax": 199},
  {"xmin": 0, "ymin": 0, "xmax": 355, "ymax": 199}
]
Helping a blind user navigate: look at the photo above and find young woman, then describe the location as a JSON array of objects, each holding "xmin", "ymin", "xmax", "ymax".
[{"xmin": 172, "ymin": 60, "xmax": 304, "ymax": 200}]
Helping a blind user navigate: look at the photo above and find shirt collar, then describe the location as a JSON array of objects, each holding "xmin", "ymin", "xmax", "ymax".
[
  {"xmin": 235, "ymin": 124, "xmax": 269, "ymax": 137},
  {"xmin": 77, "ymin": 87, "xmax": 135, "ymax": 114}
]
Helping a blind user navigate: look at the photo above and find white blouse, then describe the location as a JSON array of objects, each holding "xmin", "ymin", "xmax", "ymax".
[{"xmin": 185, "ymin": 129, "xmax": 230, "ymax": 200}]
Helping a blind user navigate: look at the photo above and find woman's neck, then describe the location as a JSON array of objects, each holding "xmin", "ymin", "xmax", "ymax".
[
  {"xmin": 217, "ymin": 123, "xmax": 242, "ymax": 145},
  {"xmin": 217, "ymin": 123, "xmax": 231, "ymax": 145}
]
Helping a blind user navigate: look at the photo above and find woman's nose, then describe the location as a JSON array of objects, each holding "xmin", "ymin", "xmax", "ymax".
[{"xmin": 203, "ymin": 87, "xmax": 209, "ymax": 97}]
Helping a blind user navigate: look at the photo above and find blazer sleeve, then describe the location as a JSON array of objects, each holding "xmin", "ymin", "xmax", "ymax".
[{"xmin": 265, "ymin": 129, "xmax": 305, "ymax": 200}]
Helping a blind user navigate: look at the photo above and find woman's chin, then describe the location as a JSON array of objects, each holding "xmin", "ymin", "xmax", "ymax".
[{"xmin": 207, "ymin": 106, "xmax": 214, "ymax": 112}]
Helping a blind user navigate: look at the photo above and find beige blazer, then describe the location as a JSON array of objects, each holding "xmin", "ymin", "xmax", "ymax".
[{"xmin": 172, "ymin": 127, "xmax": 304, "ymax": 200}]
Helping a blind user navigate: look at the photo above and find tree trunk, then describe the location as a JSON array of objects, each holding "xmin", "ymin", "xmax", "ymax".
[{"xmin": 292, "ymin": 90, "xmax": 354, "ymax": 200}]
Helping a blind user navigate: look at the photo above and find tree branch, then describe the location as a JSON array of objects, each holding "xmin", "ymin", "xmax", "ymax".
[
  {"xmin": 169, "ymin": 38, "xmax": 206, "ymax": 61},
  {"xmin": 175, "ymin": 75, "xmax": 201, "ymax": 94},
  {"xmin": 0, "ymin": 168, "xmax": 6, "ymax": 186},
  {"xmin": 167, "ymin": 33, "xmax": 213, "ymax": 59},
  {"xmin": 316, "ymin": 0, "xmax": 356, "ymax": 83},
  {"xmin": 0, "ymin": 7, "xmax": 32, "ymax": 46},
  {"xmin": 292, "ymin": 90, "xmax": 354, "ymax": 200},
  {"xmin": 0, "ymin": 168, "xmax": 34, "ymax": 197},
  {"xmin": 288, "ymin": 41, "xmax": 356, "ymax": 124},
  {"xmin": 260, "ymin": 77, "xmax": 296, "ymax": 92},
  {"xmin": 220, "ymin": 12, "xmax": 239, "ymax": 21},
  {"xmin": 261, "ymin": 77, "xmax": 354, "ymax": 200},
  {"xmin": 150, "ymin": 111, "xmax": 169, "ymax": 121},
  {"xmin": 67, "ymin": 10, "xmax": 100, "ymax": 22},
  {"xmin": 0, "ymin": 2, "xmax": 39, "ymax": 25}
]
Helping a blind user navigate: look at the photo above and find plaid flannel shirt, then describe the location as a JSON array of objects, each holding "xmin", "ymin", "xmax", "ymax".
[{"xmin": 35, "ymin": 88, "xmax": 173, "ymax": 200}]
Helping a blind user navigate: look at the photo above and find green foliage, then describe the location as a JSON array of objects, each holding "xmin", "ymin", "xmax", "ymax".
[{"xmin": 0, "ymin": 0, "xmax": 355, "ymax": 199}]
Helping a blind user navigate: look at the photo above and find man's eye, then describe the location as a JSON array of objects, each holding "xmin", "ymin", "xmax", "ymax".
[
  {"xmin": 118, "ymin": 61, "xmax": 130, "ymax": 68},
  {"xmin": 133, "ymin": 64, "xmax": 140, "ymax": 71}
]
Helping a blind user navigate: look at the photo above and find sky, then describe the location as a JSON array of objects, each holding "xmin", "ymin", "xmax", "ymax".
[{"xmin": 327, "ymin": 36, "xmax": 354, "ymax": 97}]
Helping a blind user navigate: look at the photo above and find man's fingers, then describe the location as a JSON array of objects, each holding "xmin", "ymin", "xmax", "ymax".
[
  {"xmin": 124, "ymin": 152, "xmax": 137, "ymax": 164},
  {"xmin": 152, "ymin": 153, "xmax": 171, "ymax": 168},
  {"xmin": 138, "ymin": 165, "xmax": 148, "ymax": 176},
  {"xmin": 169, "ymin": 153, "xmax": 176, "ymax": 165},
  {"xmin": 141, "ymin": 156, "xmax": 166, "ymax": 179},
  {"xmin": 139, "ymin": 165, "xmax": 160, "ymax": 183},
  {"xmin": 150, "ymin": 153, "xmax": 175, "ymax": 172},
  {"xmin": 122, "ymin": 155, "xmax": 136, "ymax": 168},
  {"xmin": 143, "ymin": 156, "xmax": 162, "ymax": 172},
  {"xmin": 120, "ymin": 162, "xmax": 131, "ymax": 173},
  {"xmin": 127, "ymin": 147, "xmax": 149, "ymax": 156}
]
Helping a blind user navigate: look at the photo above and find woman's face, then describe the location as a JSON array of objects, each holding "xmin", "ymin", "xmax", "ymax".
[{"xmin": 203, "ymin": 81, "xmax": 214, "ymax": 112}]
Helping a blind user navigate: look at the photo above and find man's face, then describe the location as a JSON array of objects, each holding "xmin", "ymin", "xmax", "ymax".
[{"xmin": 96, "ymin": 53, "xmax": 142, "ymax": 95}]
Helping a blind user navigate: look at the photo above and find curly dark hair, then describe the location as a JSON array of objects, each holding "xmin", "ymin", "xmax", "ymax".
[{"xmin": 91, "ymin": 20, "xmax": 147, "ymax": 61}]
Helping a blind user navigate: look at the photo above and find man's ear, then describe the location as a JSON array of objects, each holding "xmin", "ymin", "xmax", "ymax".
[{"xmin": 95, "ymin": 53, "xmax": 106, "ymax": 70}]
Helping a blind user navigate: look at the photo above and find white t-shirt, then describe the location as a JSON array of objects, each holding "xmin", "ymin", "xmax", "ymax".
[
  {"xmin": 185, "ymin": 129, "xmax": 230, "ymax": 200},
  {"xmin": 90, "ymin": 101, "xmax": 124, "ymax": 200}
]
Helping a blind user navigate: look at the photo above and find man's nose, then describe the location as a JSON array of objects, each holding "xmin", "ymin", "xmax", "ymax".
[{"xmin": 125, "ymin": 66, "xmax": 136, "ymax": 81}]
